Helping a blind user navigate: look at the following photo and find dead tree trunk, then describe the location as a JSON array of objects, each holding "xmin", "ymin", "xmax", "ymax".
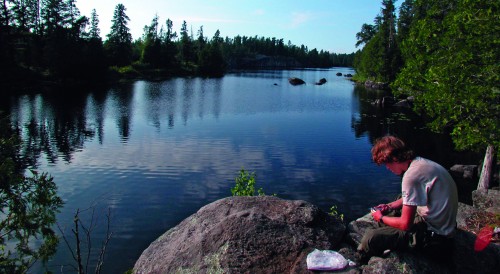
[{"xmin": 477, "ymin": 145, "xmax": 495, "ymax": 190}]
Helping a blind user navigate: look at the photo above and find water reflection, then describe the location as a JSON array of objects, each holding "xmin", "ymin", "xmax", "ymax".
[
  {"xmin": 109, "ymin": 84, "xmax": 134, "ymax": 142},
  {"xmin": 8, "ymin": 93, "xmax": 94, "ymax": 166},
  {"xmin": 86, "ymin": 91, "xmax": 107, "ymax": 144},
  {"xmin": 350, "ymin": 85, "xmax": 478, "ymax": 168}
]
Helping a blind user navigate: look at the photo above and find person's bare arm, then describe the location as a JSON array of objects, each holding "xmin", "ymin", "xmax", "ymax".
[
  {"xmin": 372, "ymin": 204, "xmax": 416, "ymax": 231},
  {"xmin": 387, "ymin": 198, "xmax": 403, "ymax": 210}
]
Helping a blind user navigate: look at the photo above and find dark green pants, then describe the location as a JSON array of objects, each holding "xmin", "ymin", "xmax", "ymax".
[{"xmin": 359, "ymin": 215, "xmax": 454, "ymax": 259}]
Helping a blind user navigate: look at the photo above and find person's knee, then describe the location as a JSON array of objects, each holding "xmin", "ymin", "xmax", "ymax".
[{"xmin": 359, "ymin": 228, "xmax": 382, "ymax": 254}]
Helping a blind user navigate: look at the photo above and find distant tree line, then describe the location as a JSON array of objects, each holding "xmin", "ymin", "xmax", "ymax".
[
  {"xmin": 0, "ymin": 1, "xmax": 354, "ymax": 87},
  {"xmin": 354, "ymin": 0, "xmax": 498, "ymax": 186}
]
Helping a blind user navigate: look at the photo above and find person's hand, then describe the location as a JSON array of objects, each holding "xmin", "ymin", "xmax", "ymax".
[
  {"xmin": 371, "ymin": 209, "xmax": 383, "ymax": 222},
  {"xmin": 375, "ymin": 204, "xmax": 391, "ymax": 214}
]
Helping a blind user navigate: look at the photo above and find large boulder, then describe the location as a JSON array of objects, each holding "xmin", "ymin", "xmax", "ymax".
[
  {"xmin": 364, "ymin": 80, "xmax": 389, "ymax": 90},
  {"xmin": 289, "ymin": 77, "xmax": 306, "ymax": 85},
  {"xmin": 134, "ymin": 196, "xmax": 346, "ymax": 274},
  {"xmin": 315, "ymin": 78, "xmax": 327, "ymax": 85},
  {"xmin": 450, "ymin": 164, "xmax": 479, "ymax": 204},
  {"xmin": 472, "ymin": 189, "xmax": 500, "ymax": 214}
]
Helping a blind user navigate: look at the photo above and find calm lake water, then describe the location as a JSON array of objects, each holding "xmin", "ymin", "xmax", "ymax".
[{"xmin": 3, "ymin": 68, "xmax": 476, "ymax": 273}]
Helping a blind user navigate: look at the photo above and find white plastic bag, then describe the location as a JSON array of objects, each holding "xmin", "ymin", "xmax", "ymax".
[{"xmin": 306, "ymin": 249, "xmax": 348, "ymax": 271}]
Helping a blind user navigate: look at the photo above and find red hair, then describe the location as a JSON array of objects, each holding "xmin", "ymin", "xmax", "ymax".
[{"xmin": 371, "ymin": 136, "xmax": 415, "ymax": 165}]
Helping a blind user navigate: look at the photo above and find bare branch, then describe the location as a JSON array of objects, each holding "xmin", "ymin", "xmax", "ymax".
[
  {"xmin": 95, "ymin": 207, "xmax": 113, "ymax": 274},
  {"xmin": 72, "ymin": 209, "xmax": 84, "ymax": 274},
  {"xmin": 56, "ymin": 222, "xmax": 78, "ymax": 266}
]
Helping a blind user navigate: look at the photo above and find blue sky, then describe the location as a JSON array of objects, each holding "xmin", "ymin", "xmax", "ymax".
[{"xmin": 77, "ymin": 0, "xmax": 401, "ymax": 54}]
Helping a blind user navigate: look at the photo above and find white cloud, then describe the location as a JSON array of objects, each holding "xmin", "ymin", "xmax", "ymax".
[
  {"xmin": 289, "ymin": 11, "xmax": 314, "ymax": 28},
  {"xmin": 253, "ymin": 9, "xmax": 265, "ymax": 16}
]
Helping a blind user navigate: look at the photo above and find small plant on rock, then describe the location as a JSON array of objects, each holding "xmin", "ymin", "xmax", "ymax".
[
  {"xmin": 329, "ymin": 205, "xmax": 344, "ymax": 221},
  {"xmin": 231, "ymin": 168, "xmax": 265, "ymax": 196}
]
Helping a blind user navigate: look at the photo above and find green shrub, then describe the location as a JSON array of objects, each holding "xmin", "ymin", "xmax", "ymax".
[{"xmin": 231, "ymin": 168, "xmax": 265, "ymax": 196}]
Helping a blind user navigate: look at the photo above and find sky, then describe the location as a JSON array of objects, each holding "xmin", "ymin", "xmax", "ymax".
[{"xmin": 76, "ymin": 0, "xmax": 401, "ymax": 54}]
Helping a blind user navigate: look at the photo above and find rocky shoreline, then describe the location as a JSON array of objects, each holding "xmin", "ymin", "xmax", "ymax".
[{"xmin": 133, "ymin": 168, "xmax": 499, "ymax": 273}]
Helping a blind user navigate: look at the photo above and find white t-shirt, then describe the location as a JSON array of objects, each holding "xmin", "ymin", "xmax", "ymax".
[{"xmin": 401, "ymin": 157, "xmax": 458, "ymax": 236}]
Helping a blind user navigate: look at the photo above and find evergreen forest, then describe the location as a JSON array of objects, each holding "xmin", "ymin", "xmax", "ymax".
[{"xmin": 0, "ymin": 1, "xmax": 354, "ymax": 87}]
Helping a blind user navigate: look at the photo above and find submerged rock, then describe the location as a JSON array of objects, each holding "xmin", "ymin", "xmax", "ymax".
[
  {"xmin": 315, "ymin": 78, "xmax": 327, "ymax": 85},
  {"xmin": 289, "ymin": 77, "xmax": 306, "ymax": 85},
  {"xmin": 134, "ymin": 196, "xmax": 345, "ymax": 274}
]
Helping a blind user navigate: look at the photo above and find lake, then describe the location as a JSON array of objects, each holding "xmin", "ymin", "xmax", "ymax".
[{"xmin": 3, "ymin": 68, "xmax": 476, "ymax": 273}]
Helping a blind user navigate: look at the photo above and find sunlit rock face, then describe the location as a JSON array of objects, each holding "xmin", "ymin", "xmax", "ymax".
[{"xmin": 133, "ymin": 196, "xmax": 345, "ymax": 274}]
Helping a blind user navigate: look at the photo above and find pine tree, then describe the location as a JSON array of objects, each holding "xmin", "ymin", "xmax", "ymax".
[
  {"xmin": 160, "ymin": 18, "xmax": 177, "ymax": 69},
  {"xmin": 89, "ymin": 8, "xmax": 100, "ymax": 39},
  {"xmin": 0, "ymin": 0, "xmax": 10, "ymax": 28},
  {"xmin": 397, "ymin": 0, "xmax": 414, "ymax": 46},
  {"xmin": 178, "ymin": 20, "xmax": 194, "ymax": 66},
  {"xmin": 105, "ymin": 3, "xmax": 132, "ymax": 66},
  {"xmin": 195, "ymin": 25, "xmax": 206, "ymax": 57},
  {"xmin": 141, "ymin": 14, "xmax": 161, "ymax": 67},
  {"xmin": 41, "ymin": 0, "xmax": 70, "ymax": 34},
  {"xmin": 355, "ymin": 24, "xmax": 376, "ymax": 48},
  {"xmin": 11, "ymin": 0, "xmax": 40, "ymax": 32},
  {"xmin": 353, "ymin": 0, "xmax": 400, "ymax": 82}
]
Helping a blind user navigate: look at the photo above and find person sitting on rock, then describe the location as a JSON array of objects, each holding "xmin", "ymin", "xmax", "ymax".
[{"xmin": 358, "ymin": 135, "xmax": 458, "ymax": 261}]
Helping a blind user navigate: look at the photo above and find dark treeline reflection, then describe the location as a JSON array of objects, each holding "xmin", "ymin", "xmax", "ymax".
[
  {"xmin": 5, "ymin": 77, "xmax": 479, "ymax": 171},
  {"xmin": 9, "ymin": 92, "xmax": 94, "ymax": 166},
  {"xmin": 110, "ymin": 85, "xmax": 134, "ymax": 142},
  {"xmin": 6, "ymin": 78, "xmax": 226, "ymax": 166}
]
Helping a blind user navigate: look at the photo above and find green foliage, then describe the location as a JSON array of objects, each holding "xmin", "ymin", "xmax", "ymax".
[
  {"xmin": 231, "ymin": 168, "xmax": 265, "ymax": 196},
  {"xmin": 393, "ymin": 0, "xmax": 500, "ymax": 150},
  {"xmin": 108, "ymin": 65, "xmax": 141, "ymax": 80},
  {"xmin": 354, "ymin": 33, "xmax": 384, "ymax": 80},
  {"xmin": 355, "ymin": 23, "xmax": 376, "ymax": 48},
  {"xmin": 0, "ymin": 116, "xmax": 64, "ymax": 273},
  {"xmin": 328, "ymin": 205, "xmax": 344, "ymax": 221},
  {"xmin": 354, "ymin": 0, "xmax": 499, "ymax": 151},
  {"xmin": 353, "ymin": 0, "xmax": 401, "ymax": 82}
]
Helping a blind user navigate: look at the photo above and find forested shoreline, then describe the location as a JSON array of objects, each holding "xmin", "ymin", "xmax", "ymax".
[
  {"xmin": 352, "ymin": 0, "xmax": 498, "ymax": 163},
  {"xmin": 0, "ymin": 1, "xmax": 354, "ymax": 90}
]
